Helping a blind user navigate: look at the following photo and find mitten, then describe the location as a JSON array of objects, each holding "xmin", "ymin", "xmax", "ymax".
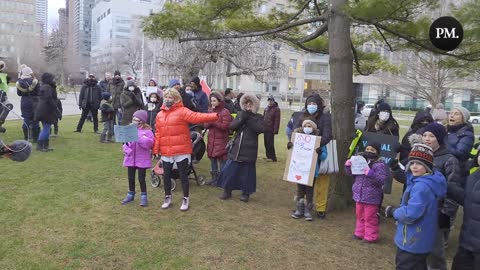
[
  {"xmin": 389, "ymin": 159, "xmax": 399, "ymax": 170},
  {"xmin": 345, "ymin": 160, "xmax": 352, "ymax": 166},
  {"xmin": 287, "ymin": 142, "xmax": 293, "ymax": 149},
  {"xmin": 385, "ymin": 205, "xmax": 397, "ymax": 218},
  {"xmin": 315, "ymin": 147, "xmax": 322, "ymax": 155}
]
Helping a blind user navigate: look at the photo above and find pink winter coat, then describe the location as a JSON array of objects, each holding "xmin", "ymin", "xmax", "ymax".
[{"xmin": 122, "ymin": 127, "xmax": 154, "ymax": 168}]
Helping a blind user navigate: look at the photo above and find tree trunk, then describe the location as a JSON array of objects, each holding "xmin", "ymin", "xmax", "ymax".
[{"xmin": 327, "ymin": 0, "xmax": 355, "ymax": 211}]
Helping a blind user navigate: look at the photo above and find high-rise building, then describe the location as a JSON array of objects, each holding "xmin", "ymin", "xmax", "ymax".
[
  {"xmin": 66, "ymin": 0, "xmax": 95, "ymax": 78},
  {"xmin": 0, "ymin": 0, "xmax": 38, "ymax": 73},
  {"xmin": 90, "ymin": 0, "xmax": 164, "ymax": 78},
  {"xmin": 36, "ymin": 0, "xmax": 48, "ymax": 45}
]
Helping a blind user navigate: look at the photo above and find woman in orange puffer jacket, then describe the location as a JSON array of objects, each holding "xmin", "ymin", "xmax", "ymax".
[{"xmin": 152, "ymin": 88, "xmax": 218, "ymax": 211}]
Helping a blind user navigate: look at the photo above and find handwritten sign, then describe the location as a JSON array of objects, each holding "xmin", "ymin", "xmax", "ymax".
[
  {"xmin": 351, "ymin": 155, "xmax": 369, "ymax": 175},
  {"xmin": 357, "ymin": 132, "xmax": 400, "ymax": 194},
  {"xmin": 114, "ymin": 124, "xmax": 138, "ymax": 143},
  {"xmin": 283, "ymin": 133, "xmax": 321, "ymax": 187}
]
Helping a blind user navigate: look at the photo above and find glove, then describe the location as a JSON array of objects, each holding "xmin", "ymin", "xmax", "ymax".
[
  {"xmin": 438, "ymin": 213, "xmax": 451, "ymax": 229},
  {"xmin": 345, "ymin": 160, "xmax": 352, "ymax": 166},
  {"xmin": 315, "ymin": 147, "xmax": 322, "ymax": 155},
  {"xmin": 389, "ymin": 159, "xmax": 399, "ymax": 170},
  {"xmin": 287, "ymin": 142, "xmax": 293, "ymax": 149},
  {"xmin": 385, "ymin": 205, "xmax": 397, "ymax": 218}
]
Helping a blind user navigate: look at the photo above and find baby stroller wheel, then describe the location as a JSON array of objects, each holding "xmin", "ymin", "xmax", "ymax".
[
  {"xmin": 196, "ymin": 175, "xmax": 206, "ymax": 186},
  {"xmin": 151, "ymin": 172, "xmax": 161, "ymax": 188}
]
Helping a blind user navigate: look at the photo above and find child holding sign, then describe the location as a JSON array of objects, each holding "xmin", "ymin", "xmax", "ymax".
[
  {"xmin": 289, "ymin": 120, "xmax": 327, "ymax": 221},
  {"xmin": 345, "ymin": 142, "xmax": 388, "ymax": 243}
]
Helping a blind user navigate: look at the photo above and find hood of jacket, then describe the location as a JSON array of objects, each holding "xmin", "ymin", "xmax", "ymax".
[
  {"xmin": 407, "ymin": 170, "xmax": 447, "ymax": 199},
  {"xmin": 304, "ymin": 94, "xmax": 325, "ymax": 114},
  {"xmin": 240, "ymin": 93, "xmax": 260, "ymax": 113},
  {"xmin": 411, "ymin": 111, "xmax": 434, "ymax": 130},
  {"xmin": 84, "ymin": 78, "xmax": 98, "ymax": 87},
  {"xmin": 16, "ymin": 78, "xmax": 38, "ymax": 92},
  {"xmin": 41, "ymin": 73, "xmax": 55, "ymax": 86}
]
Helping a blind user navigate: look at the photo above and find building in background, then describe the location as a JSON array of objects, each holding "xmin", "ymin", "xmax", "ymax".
[{"xmin": 36, "ymin": 0, "xmax": 48, "ymax": 45}]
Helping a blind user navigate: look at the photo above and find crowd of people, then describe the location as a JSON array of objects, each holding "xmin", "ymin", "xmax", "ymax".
[{"xmin": 1, "ymin": 62, "xmax": 480, "ymax": 269}]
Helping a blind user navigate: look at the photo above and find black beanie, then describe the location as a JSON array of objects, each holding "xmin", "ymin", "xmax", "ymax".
[
  {"xmin": 422, "ymin": 123, "xmax": 447, "ymax": 145},
  {"xmin": 114, "ymin": 70, "xmax": 121, "ymax": 76},
  {"xmin": 191, "ymin": 76, "xmax": 201, "ymax": 88},
  {"xmin": 366, "ymin": 142, "xmax": 381, "ymax": 154}
]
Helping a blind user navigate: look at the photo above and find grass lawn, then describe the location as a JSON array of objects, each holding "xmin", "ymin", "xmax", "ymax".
[{"xmin": 0, "ymin": 113, "xmax": 461, "ymax": 269}]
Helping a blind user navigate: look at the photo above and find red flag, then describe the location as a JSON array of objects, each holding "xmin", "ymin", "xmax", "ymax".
[{"xmin": 200, "ymin": 79, "xmax": 211, "ymax": 96}]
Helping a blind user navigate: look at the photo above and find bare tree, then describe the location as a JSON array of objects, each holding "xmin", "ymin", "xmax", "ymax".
[{"xmin": 43, "ymin": 24, "xmax": 67, "ymax": 84}]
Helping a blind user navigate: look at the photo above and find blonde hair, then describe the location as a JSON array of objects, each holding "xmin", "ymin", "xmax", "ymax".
[
  {"xmin": 163, "ymin": 88, "xmax": 182, "ymax": 103},
  {"xmin": 138, "ymin": 123, "xmax": 152, "ymax": 130}
]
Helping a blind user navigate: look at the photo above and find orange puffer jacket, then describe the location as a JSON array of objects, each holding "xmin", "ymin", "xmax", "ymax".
[{"xmin": 153, "ymin": 102, "xmax": 218, "ymax": 156}]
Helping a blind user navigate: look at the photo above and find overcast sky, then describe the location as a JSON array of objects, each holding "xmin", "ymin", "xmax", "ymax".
[{"xmin": 48, "ymin": 0, "xmax": 66, "ymax": 31}]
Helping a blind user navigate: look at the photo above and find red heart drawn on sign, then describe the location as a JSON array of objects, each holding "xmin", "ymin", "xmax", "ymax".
[{"xmin": 295, "ymin": 175, "xmax": 302, "ymax": 181}]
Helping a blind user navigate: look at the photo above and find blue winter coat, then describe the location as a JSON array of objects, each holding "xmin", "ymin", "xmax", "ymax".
[
  {"xmin": 16, "ymin": 78, "xmax": 39, "ymax": 119},
  {"xmin": 447, "ymin": 123, "xmax": 474, "ymax": 162},
  {"xmin": 192, "ymin": 88, "xmax": 209, "ymax": 113},
  {"xmin": 393, "ymin": 171, "xmax": 447, "ymax": 254}
]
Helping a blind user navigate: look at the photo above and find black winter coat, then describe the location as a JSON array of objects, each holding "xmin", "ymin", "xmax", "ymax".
[
  {"xmin": 35, "ymin": 81, "xmax": 58, "ymax": 124},
  {"xmin": 433, "ymin": 146, "xmax": 462, "ymax": 217},
  {"xmin": 224, "ymin": 99, "xmax": 236, "ymax": 113},
  {"xmin": 79, "ymin": 79, "xmax": 102, "ymax": 110},
  {"xmin": 145, "ymin": 102, "xmax": 161, "ymax": 131},
  {"xmin": 120, "ymin": 89, "xmax": 144, "ymax": 125},
  {"xmin": 228, "ymin": 111, "xmax": 264, "ymax": 162},
  {"xmin": 448, "ymin": 170, "xmax": 480, "ymax": 253},
  {"xmin": 399, "ymin": 111, "xmax": 433, "ymax": 162},
  {"xmin": 263, "ymin": 102, "xmax": 281, "ymax": 134},
  {"xmin": 291, "ymin": 111, "xmax": 332, "ymax": 147}
]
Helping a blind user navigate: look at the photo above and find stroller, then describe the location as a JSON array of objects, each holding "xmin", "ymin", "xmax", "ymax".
[{"xmin": 151, "ymin": 125, "xmax": 207, "ymax": 190}]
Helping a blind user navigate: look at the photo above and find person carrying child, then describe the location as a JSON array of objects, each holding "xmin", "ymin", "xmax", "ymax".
[
  {"xmin": 289, "ymin": 120, "xmax": 327, "ymax": 221},
  {"xmin": 345, "ymin": 142, "xmax": 388, "ymax": 242},
  {"xmin": 99, "ymin": 92, "xmax": 115, "ymax": 143},
  {"xmin": 120, "ymin": 110, "xmax": 154, "ymax": 207},
  {"xmin": 385, "ymin": 144, "xmax": 447, "ymax": 270}
]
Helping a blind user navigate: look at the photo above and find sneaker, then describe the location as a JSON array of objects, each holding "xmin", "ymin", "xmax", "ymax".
[
  {"xmin": 161, "ymin": 195, "xmax": 172, "ymax": 209},
  {"xmin": 180, "ymin": 197, "xmax": 189, "ymax": 211}
]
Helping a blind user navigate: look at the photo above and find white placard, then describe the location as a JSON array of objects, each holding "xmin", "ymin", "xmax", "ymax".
[
  {"xmin": 283, "ymin": 133, "xmax": 321, "ymax": 187},
  {"xmin": 351, "ymin": 155, "xmax": 369, "ymax": 175}
]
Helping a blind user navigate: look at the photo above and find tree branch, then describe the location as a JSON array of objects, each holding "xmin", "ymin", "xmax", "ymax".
[
  {"xmin": 179, "ymin": 14, "xmax": 328, "ymax": 42},
  {"xmin": 351, "ymin": 42, "xmax": 370, "ymax": 76},
  {"xmin": 374, "ymin": 25, "xmax": 393, "ymax": 51}
]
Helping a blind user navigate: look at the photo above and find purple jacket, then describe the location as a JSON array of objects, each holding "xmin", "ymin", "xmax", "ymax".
[
  {"xmin": 345, "ymin": 160, "xmax": 388, "ymax": 205},
  {"xmin": 122, "ymin": 127, "xmax": 154, "ymax": 168}
]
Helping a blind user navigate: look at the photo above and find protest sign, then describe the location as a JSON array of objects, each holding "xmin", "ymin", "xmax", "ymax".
[
  {"xmin": 114, "ymin": 125, "xmax": 138, "ymax": 143},
  {"xmin": 351, "ymin": 155, "xmax": 369, "ymax": 175},
  {"xmin": 283, "ymin": 132, "xmax": 321, "ymax": 187}
]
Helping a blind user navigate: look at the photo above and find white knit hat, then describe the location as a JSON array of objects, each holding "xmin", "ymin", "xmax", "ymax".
[{"xmin": 20, "ymin": 66, "xmax": 33, "ymax": 78}]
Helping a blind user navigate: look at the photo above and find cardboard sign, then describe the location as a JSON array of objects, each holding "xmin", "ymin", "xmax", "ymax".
[
  {"xmin": 114, "ymin": 125, "xmax": 138, "ymax": 143},
  {"xmin": 357, "ymin": 132, "xmax": 400, "ymax": 194},
  {"xmin": 145, "ymin": 86, "xmax": 158, "ymax": 96},
  {"xmin": 351, "ymin": 155, "xmax": 369, "ymax": 175},
  {"xmin": 283, "ymin": 133, "xmax": 321, "ymax": 187}
]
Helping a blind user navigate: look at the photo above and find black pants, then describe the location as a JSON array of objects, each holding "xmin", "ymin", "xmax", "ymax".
[
  {"xmin": 264, "ymin": 132, "xmax": 276, "ymax": 160},
  {"xmin": 162, "ymin": 158, "xmax": 190, "ymax": 197},
  {"xmin": 76, "ymin": 106, "xmax": 98, "ymax": 132},
  {"xmin": 297, "ymin": 183, "xmax": 314, "ymax": 204},
  {"xmin": 128, "ymin": 167, "xmax": 146, "ymax": 193},
  {"xmin": 395, "ymin": 248, "xmax": 428, "ymax": 270},
  {"xmin": 452, "ymin": 246, "xmax": 480, "ymax": 270}
]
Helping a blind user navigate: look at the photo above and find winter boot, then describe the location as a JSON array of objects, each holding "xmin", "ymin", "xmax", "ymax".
[
  {"xmin": 22, "ymin": 126, "xmax": 29, "ymax": 141},
  {"xmin": 43, "ymin": 139, "xmax": 53, "ymax": 152},
  {"xmin": 180, "ymin": 197, "xmax": 189, "ymax": 211},
  {"xmin": 161, "ymin": 195, "xmax": 172, "ymax": 209},
  {"xmin": 219, "ymin": 189, "xmax": 232, "ymax": 200},
  {"xmin": 207, "ymin": 171, "xmax": 218, "ymax": 185},
  {"xmin": 32, "ymin": 127, "xmax": 40, "ymax": 143},
  {"xmin": 140, "ymin": 192, "xmax": 148, "ymax": 207},
  {"xmin": 107, "ymin": 134, "xmax": 114, "ymax": 143},
  {"xmin": 99, "ymin": 134, "xmax": 106, "ymax": 143},
  {"xmin": 36, "ymin": 140, "xmax": 45, "ymax": 151},
  {"xmin": 291, "ymin": 199, "xmax": 305, "ymax": 219},
  {"xmin": 304, "ymin": 202, "xmax": 314, "ymax": 221},
  {"xmin": 240, "ymin": 193, "xmax": 250, "ymax": 202},
  {"xmin": 121, "ymin": 191, "xmax": 135, "ymax": 205},
  {"xmin": 53, "ymin": 125, "xmax": 58, "ymax": 137}
]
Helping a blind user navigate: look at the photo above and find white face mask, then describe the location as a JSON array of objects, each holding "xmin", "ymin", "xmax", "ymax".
[
  {"xmin": 128, "ymin": 86, "xmax": 135, "ymax": 91},
  {"xmin": 379, "ymin": 111, "xmax": 390, "ymax": 121},
  {"xmin": 132, "ymin": 120, "xmax": 139, "ymax": 125},
  {"xmin": 303, "ymin": 127, "xmax": 313, "ymax": 134}
]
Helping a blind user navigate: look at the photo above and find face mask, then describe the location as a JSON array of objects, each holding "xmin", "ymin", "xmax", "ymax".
[
  {"xmin": 362, "ymin": 151, "xmax": 378, "ymax": 160},
  {"xmin": 307, "ymin": 105, "xmax": 318, "ymax": 114},
  {"xmin": 165, "ymin": 101, "xmax": 173, "ymax": 108},
  {"xmin": 379, "ymin": 111, "xmax": 390, "ymax": 121},
  {"xmin": 132, "ymin": 120, "xmax": 139, "ymax": 125},
  {"xmin": 150, "ymin": 97, "xmax": 157, "ymax": 102},
  {"xmin": 303, "ymin": 127, "xmax": 313, "ymax": 134},
  {"xmin": 186, "ymin": 90, "xmax": 193, "ymax": 96},
  {"xmin": 128, "ymin": 86, "xmax": 135, "ymax": 91}
]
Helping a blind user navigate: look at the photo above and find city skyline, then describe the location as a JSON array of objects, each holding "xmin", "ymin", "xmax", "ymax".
[{"xmin": 48, "ymin": 0, "xmax": 65, "ymax": 31}]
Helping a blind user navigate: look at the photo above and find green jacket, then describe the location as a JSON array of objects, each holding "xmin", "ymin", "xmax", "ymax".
[{"xmin": 0, "ymin": 73, "xmax": 8, "ymax": 92}]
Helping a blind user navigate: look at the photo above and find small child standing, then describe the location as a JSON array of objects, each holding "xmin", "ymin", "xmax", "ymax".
[
  {"xmin": 145, "ymin": 92, "xmax": 161, "ymax": 133},
  {"xmin": 289, "ymin": 120, "xmax": 327, "ymax": 221},
  {"xmin": 386, "ymin": 144, "xmax": 447, "ymax": 270},
  {"xmin": 99, "ymin": 92, "xmax": 115, "ymax": 143},
  {"xmin": 345, "ymin": 142, "xmax": 388, "ymax": 243},
  {"xmin": 121, "ymin": 110, "xmax": 154, "ymax": 207}
]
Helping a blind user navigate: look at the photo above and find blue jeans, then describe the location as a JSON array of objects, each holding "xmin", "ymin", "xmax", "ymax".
[
  {"xmin": 38, "ymin": 122, "xmax": 51, "ymax": 140},
  {"xmin": 210, "ymin": 158, "xmax": 225, "ymax": 172}
]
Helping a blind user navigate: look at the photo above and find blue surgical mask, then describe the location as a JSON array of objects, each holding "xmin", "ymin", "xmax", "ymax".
[
  {"xmin": 303, "ymin": 127, "xmax": 313, "ymax": 134},
  {"xmin": 307, "ymin": 104, "xmax": 318, "ymax": 114}
]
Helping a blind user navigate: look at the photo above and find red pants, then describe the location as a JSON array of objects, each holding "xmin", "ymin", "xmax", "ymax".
[{"xmin": 354, "ymin": 202, "xmax": 379, "ymax": 242}]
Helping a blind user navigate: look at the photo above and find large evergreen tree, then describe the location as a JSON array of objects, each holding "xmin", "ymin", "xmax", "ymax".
[{"xmin": 144, "ymin": 0, "xmax": 480, "ymax": 209}]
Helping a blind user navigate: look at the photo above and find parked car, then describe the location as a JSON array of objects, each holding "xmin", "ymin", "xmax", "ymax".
[
  {"xmin": 361, "ymin": 103, "xmax": 375, "ymax": 117},
  {"xmin": 470, "ymin": 115, "xmax": 480, "ymax": 124}
]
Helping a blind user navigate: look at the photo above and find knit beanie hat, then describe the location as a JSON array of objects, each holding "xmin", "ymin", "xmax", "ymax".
[
  {"xmin": 114, "ymin": 70, "xmax": 121, "ymax": 76},
  {"xmin": 191, "ymin": 76, "xmax": 201, "ymax": 88},
  {"xmin": 21, "ymin": 66, "xmax": 33, "ymax": 78},
  {"xmin": 302, "ymin": 119, "xmax": 317, "ymax": 130},
  {"xmin": 267, "ymin": 95, "xmax": 275, "ymax": 101},
  {"xmin": 101, "ymin": 92, "xmax": 111, "ymax": 100},
  {"xmin": 366, "ymin": 141, "xmax": 381, "ymax": 154},
  {"xmin": 407, "ymin": 144, "xmax": 434, "ymax": 173},
  {"xmin": 126, "ymin": 80, "xmax": 136, "ymax": 88},
  {"xmin": 452, "ymin": 106, "xmax": 470, "ymax": 123},
  {"xmin": 422, "ymin": 123, "xmax": 447, "ymax": 145},
  {"xmin": 133, "ymin": 110, "xmax": 148, "ymax": 123},
  {"xmin": 168, "ymin": 79, "xmax": 180, "ymax": 88},
  {"xmin": 377, "ymin": 102, "xmax": 392, "ymax": 113}
]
